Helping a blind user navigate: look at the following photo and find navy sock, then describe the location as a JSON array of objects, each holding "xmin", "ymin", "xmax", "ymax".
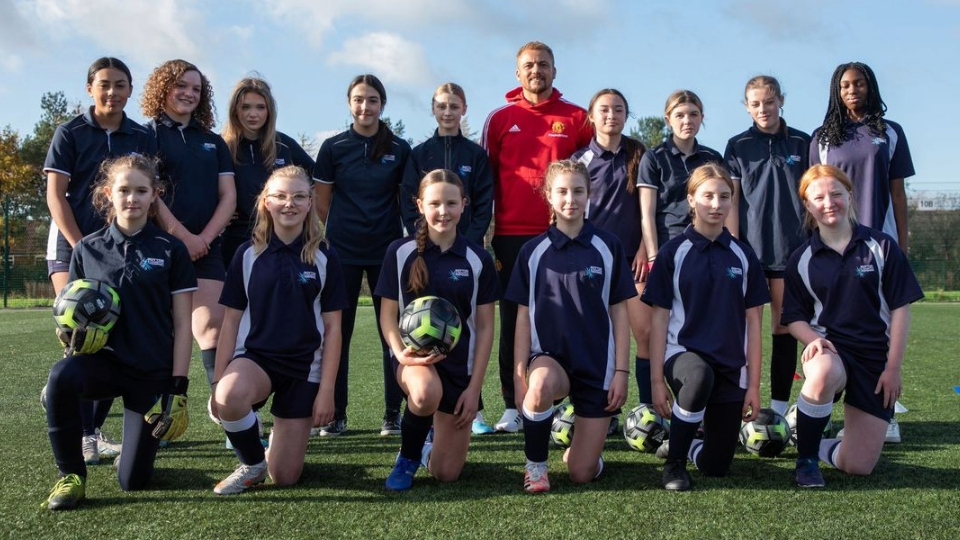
[
  {"xmin": 523, "ymin": 415, "xmax": 552, "ymax": 463},
  {"xmin": 667, "ymin": 416, "xmax": 700, "ymax": 463},
  {"xmin": 223, "ymin": 415, "xmax": 265, "ymax": 465},
  {"xmin": 770, "ymin": 334, "xmax": 798, "ymax": 402},
  {"xmin": 201, "ymin": 349, "xmax": 217, "ymax": 386},
  {"xmin": 635, "ymin": 357, "xmax": 652, "ymax": 404},
  {"xmin": 399, "ymin": 407, "xmax": 433, "ymax": 462}
]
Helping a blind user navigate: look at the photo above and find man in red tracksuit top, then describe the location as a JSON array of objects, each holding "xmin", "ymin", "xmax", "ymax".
[{"xmin": 481, "ymin": 41, "xmax": 593, "ymax": 433}]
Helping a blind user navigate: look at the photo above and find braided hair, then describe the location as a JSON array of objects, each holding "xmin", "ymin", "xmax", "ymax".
[
  {"xmin": 817, "ymin": 62, "xmax": 888, "ymax": 148},
  {"xmin": 407, "ymin": 169, "xmax": 466, "ymax": 295}
]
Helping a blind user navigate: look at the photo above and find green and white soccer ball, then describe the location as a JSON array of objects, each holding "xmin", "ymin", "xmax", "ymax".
[
  {"xmin": 550, "ymin": 402, "xmax": 576, "ymax": 448},
  {"xmin": 52, "ymin": 278, "xmax": 121, "ymax": 335},
  {"xmin": 623, "ymin": 404, "xmax": 669, "ymax": 453},
  {"xmin": 399, "ymin": 296, "xmax": 462, "ymax": 356},
  {"xmin": 740, "ymin": 408, "xmax": 790, "ymax": 458}
]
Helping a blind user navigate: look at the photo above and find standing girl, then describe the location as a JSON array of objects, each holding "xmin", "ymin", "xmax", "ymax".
[
  {"xmin": 43, "ymin": 154, "xmax": 196, "ymax": 510},
  {"xmin": 401, "ymin": 82, "xmax": 495, "ymax": 434},
  {"xmin": 506, "ymin": 160, "xmax": 635, "ymax": 494},
  {"xmin": 312, "ymin": 74, "xmax": 411, "ymax": 437},
  {"xmin": 43, "ymin": 57, "xmax": 157, "ymax": 464},
  {"xmin": 211, "ymin": 166, "xmax": 346, "ymax": 495},
  {"xmin": 376, "ymin": 169, "xmax": 499, "ymax": 491},
  {"xmin": 643, "ymin": 163, "xmax": 769, "ymax": 492},
  {"xmin": 781, "ymin": 165, "xmax": 922, "ymax": 489},
  {"xmin": 572, "ymin": 89, "xmax": 650, "ymax": 411},
  {"xmin": 141, "ymin": 59, "xmax": 236, "ymax": 392},
  {"xmin": 724, "ymin": 75, "xmax": 811, "ymax": 417},
  {"xmin": 221, "ymin": 76, "xmax": 315, "ymax": 266},
  {"xmin": 637, "ymin": 90, "xmax": 723, "ymax": 402},
  {"xmin": 810, "ymin": 62, "xmax": 914, "ymax": 250}
]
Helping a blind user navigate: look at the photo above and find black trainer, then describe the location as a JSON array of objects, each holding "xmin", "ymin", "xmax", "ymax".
[{"xmin": 662, "ymin": 459, "xmax": 691, "ymax": 491}]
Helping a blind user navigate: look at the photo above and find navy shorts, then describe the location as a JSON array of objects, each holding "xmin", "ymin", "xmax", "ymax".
[
  {"xmin": 193, "ymin": 239, "xmax": 225, "ymax": 281},
  {"xmin": 764, "ymin": 269, "xmax": 785, "ymax": 280},
  {"xmin": 528, "ymin": 352, "xmax": 619, "ymax": 418},
  {"xmin": 834, "ymin": 344, "xmax": 894, "ymax": 422},
  {"xmin": 47, "ymin": 259, "xmax": 71, "ymax": 276},
  {"xmin": 390, "ymin": 356, "xmax": 471, "ymax": 415},
  {"xmin": 241, "ymin": 351, "xmax": 320, "ymax": 419}
]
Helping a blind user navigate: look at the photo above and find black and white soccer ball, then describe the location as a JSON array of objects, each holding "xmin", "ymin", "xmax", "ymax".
[
  {"xmin": 399, "ymin": 296, "xmax": 462, "ymax": 356},
  {"xmin": 784, "ymin": 403, "xmax": 833, "ymax": 445},
  {"xmin": 623, "ymin": 404, "xmax": 669, "ymax": 453},
  {"xmin": 550, "ymin": 402, "xmax": 576, "ymax": 448},
  {"xmin": 739, "ymin": 408, "xmax": 790, "ymax": 457},
  {"xmin": 53, "ymin": 278, "xmax": 121, "ymax": 335}
]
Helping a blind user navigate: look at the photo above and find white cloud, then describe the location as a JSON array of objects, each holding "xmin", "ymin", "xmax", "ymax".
[{"xmin": 327, "ymin": 32, "xmax": 435, "ymax": 88}]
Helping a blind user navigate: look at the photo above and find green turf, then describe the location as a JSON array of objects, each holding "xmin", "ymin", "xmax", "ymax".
[{"xmin": 1, "ymin": 305, "xmax": 959, "ymax": 539}]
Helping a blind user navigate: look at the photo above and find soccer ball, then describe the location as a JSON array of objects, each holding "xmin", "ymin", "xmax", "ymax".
[
  {"xmin": 53, "ymin": 278, "xmax": 121, "ymax": 335},
  {"xmin": 623, "ymin": 404, "xmax": 669, "ymax": 453},
  {"xmin": 550, "ymin": 402, "xmax": 576, "ymax": 448},
  {"xmin": 784, "ymin": 403, "xmax": 833, "ymax": 445},
  {"xmin": 399, "ymin": 296, "xmax": 462, "ymax": 356},
  {"xmin": 739, "ymin": 408, "xmax": 790, "ymax": 458}
]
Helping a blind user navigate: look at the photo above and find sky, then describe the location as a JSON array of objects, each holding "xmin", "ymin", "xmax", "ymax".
[{"xmin": 1, "ymin": 0, "xmax": 958, "ymax": 196}]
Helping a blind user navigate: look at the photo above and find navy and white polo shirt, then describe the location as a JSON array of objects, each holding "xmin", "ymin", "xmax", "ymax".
[
  {"xmin": 642, "ymin": 225, "xmax": 770, "ymax": 399},
  {"xmin": 810, "ymin": 120, "xmax": 915, "ymax": 241},
  {"xmin": 375, "ymin": 234, "xmax": 500, "ymax": 381},
  {"xmin": 637, "ymin": 138, "xmax": 724, "ymax": 247},
  {"xmin": 220, "ymin": 235, "xmax": 348, "ymax": 383},
  {"xmin": 312, "ymin": 127, "xmax": 411, "ymax": 265},
  {"xmin": 149, "ymin": 114, "xmax": 235, "ymax": 235},
  {"xmin": 572, "ymin": 138, "xmax": 642, "ymax": 261},
  {"xmin": 781, "ymin": 224, "xmax": 923, "ymax": 358},
  {"xmin": 505, "ymin": 221, "xmax": 637, "ymax": 391},
  {"xmin": 44, "ymin": 107, "xmax": 157, "ymax": 261},
  {"xmin": 724, "ymin": 122, "xmax": 811, "ymax": 272},
  {"xmin": 70, "ymin": 222, "xmax": 197, "ymax": 380},
  {"xmin": 226, "ymin": 131, "xmax": 315, "ymax": 238}
]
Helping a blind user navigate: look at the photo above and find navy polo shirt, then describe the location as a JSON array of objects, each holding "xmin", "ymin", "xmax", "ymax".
[
  {"xmin": 572, "ymin": 138, "xmax": 642, "ymax": 261},
  {"xmin": 226, "ymin": 131, "xmax": 316, "ymax": 237},
  {"xmin": 375, "ymin": 234, "xmax": 500, "ymax": 380},
  {"xmin": 782, "ymin": 224, "xmax": 923, "ymax": 357},
  {"xmin": 312, "ymin": 127, "xmax": 411, "ymax": 265},
  {"xmin": 69, "ymin": 222, "xmax": 197, "ymax": 380},
  {"xmin": 724, "ymin": 122, "xmax": 811, "ymax": 272},
  {"xmin": 642, "ymin": 225, "xmax": 770, "ymax": 400},
  {"xmin": 810, "ymin": 120, "xmax": 914, "ymax": 241},
  {"xmin": 44, "ymin": 108, "xmax": 157, "ymax": 260},
  {"xmin": 505, "ymin": 221, "xmax": 637, "ymax": 391},
  {"xmin": 149, "ymin": 114, "xmax": 235, "ymax": 235},
  {"xmin": 637, "ymin": 138, "xmax": 724, "ymax": 247},
  {"xmin": 401, "ymin": 129, "xmax": 494, "ymax": 244},
  {"xmin": 220, "ymin": 235, "xmax": 348, "ymax": 383}
]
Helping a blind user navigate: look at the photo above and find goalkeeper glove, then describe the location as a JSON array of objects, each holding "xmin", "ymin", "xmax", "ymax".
[
  {"xmin": 144, "ymin": 376, "xmax": 189, "ymax": 441},
  {"xmin": 56, "ymin": 326, "xmax": 109, "ymax": 356}
]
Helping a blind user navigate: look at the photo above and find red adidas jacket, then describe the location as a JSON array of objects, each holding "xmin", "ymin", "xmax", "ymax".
[{"xmin": 481, "ymin": 88, "xmax": 593, "ymax": 236}]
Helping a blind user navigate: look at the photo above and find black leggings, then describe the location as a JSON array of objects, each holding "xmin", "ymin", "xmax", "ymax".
[
  {"xmin": 491, "ymin": 235, "xmax": 536, "ymax": 407},
  {"xmin": 47, "ymin": 353, "xmax": 166, "ymax": 490},
  {"xmin": 666, "ymin": 352, "xmax": 744, "ymax": 477}
]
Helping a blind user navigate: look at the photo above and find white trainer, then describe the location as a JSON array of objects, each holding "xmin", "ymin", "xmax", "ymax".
[
  {"xmin": 214, "ymin": 461, "xmax": 268, "ymax": 495},
  {"xmin": 96, "ymin": 429, "xmax": 121, "ymax": 459},
  {"xmin": 82, "ymin": 434, "xmax": 99, "ymax": 465},
  {"xmin": 495, "ymin": 409, "xmax": 523, "ymax": 433},
  {"xmin": 836, "ymin": 418, "xmax": 902, "ymax": 444}
]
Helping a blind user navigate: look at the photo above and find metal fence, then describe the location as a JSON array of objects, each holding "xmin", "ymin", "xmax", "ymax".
[{"xmin": 2, "ymin": 194, "xmax": 958, "ymax": 307}]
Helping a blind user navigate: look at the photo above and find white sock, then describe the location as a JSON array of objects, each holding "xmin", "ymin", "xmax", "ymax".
[
  {"xmin": 770, "ymin": 400, "xmax": 789, "ymax": 416},
  {"xmin": 688, "ymin": 440, "xmax": 704, "ymax": 469},
  {"xmin": 221, "ymin": 410, "xmax": 257, "ymax": 433},
  {"xmin": 522, "ymin": 405, "xmax": 553, "ymax": 422},
  {"xmin": 818, "ymin": 439, "xmax": 842, "ymax": 468}
]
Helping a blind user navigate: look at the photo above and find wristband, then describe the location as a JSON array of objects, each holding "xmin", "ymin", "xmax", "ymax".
[{"xmin": 615, "ymin": 369, "xmax": 630, "ymax": 374}]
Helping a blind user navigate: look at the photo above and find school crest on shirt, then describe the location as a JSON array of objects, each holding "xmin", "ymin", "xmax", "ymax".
[
  {"xmin": 458, "ymin": 165, "xmax": 472, "ymax": 179},
  {"xmin": 785, "ymin": 154, "xmax": 801, "ymax": 166},
  {"xmin": 725, "ymin": 267, "xmax": 743, "ymax": 279},
  {"xmin": 202, "ymin": 143, "xmax": 217, "ymax": 152},
  {"xmin": 583, "ymin": 265, "xmax": 603, "ymax": 280},
  {"xmin": 140, "ymin": 257, "xmax": 166, "ymax": 271},
  {"xmin": 449, "ymin": 268, "xmax": 470, "ymax": 282},
  {"xmin": 871, "ymin": 137, "xmax": 886, "ymax": 146},
  {"xmin": 298, "ymin": 271, "xmax": 317, "ymax": 283},
  {"xmin": 381, "ymin": 154, "xmax": 396, "ymax": 164},
  {"xmin": 855, "ymin": 264, "xmax": 876, "ymax": 278},
  {"xmin": 275, "ymin": 158, "xmax": 287, "ymax": 166}
]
